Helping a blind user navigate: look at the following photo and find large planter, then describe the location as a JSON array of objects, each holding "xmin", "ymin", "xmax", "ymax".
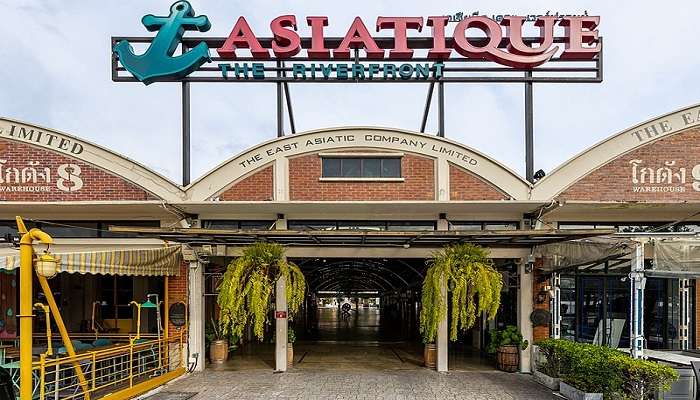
[
  {"xmin": 209, "ymin": 339, "xmax": 229, "ymax": 364},
  {"xmin": 559, "ymin": 381, "xmax": 603, "ymax": 400},
  {"xmin": 533, "ymin": 369, "xmax": 560, "ymax": 391},
  {"xmin": 424, "ymin": 343, "xmax": 437, "ymax": 369},
  {"xmin": 287, "ymin": 343, "xmax": 294, "ymax": 367},
  {"xmin": 496, "ymin": 345, "xmax": 519, "ymax": 372}
]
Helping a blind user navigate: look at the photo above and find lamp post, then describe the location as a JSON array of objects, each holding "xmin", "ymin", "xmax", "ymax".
[{"xmin": 17, "ymin": 216, "xmax": 54, "ymax": 400}]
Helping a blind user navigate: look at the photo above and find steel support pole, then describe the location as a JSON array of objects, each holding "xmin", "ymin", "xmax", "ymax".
[
  {"xmin": 437, "ymin": 82, "xmax": 445, "ymax": 137},
  {"xmin": 630, "ymin": 242, "xmax": 646, "ymax": 359},
  {"xmin": 281, "ymin": 62, "xmax": 296, "ymax": 134},
  {"xmin": 19, "ymin": 231, "xmax": 36, "ymax": 400},
  {"xmin": 275, "ymin": 274, "xmax": 288, "ymax": 371},
  {"xmin": 38, "ymin": 275, "xmax": 90, "ymax": 397},
  {"xmin": 525, "ymin": 71, "xmax": 534, "ymax": 183},
  {"xmin": 276, "ymin": 61, "xmax": 284, "ymax": 137},
  {"xmin": 551, "ymin": 272, "xmax": 561, "ymax": 339},
  {"xmin": 680, "ymin": 279, "xmax": 690, "ymax": 350},
  {"xmin": 518, "ymin": 260, "xmax": 533, "ymax": 372},
  {"xmin": 420, "ymin": 82, "xmax": 435, "ymax": 133},
  {"xmin": 164, "ymin": 275, "xmax": 170, "ymax": 369},
  {"xmin": 181, "ymin": 47, "xmax": 191, "ymax": 187},
  {"xmin": 436, "ymin": 274, "xmax": 448, "ymax": 372}
]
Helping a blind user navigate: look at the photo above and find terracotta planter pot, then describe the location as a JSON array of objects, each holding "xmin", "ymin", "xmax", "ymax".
[
  {"xmin": 496, "ymin": 345, "xmax": 519, "ymax": 372},
  {"xmin": 287, "ymin": 343, "xmax": 294, "ymax": 367},
  {"xmin": 424, "ymin": 343, "xmax": 437, "ymax": 369},
  {"xmin": 209, "ymin": 339, "xmax": 229, "ymax": 364}
]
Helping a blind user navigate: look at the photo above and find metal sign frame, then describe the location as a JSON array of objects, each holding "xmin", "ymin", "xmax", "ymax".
[{"xmin": 111, "ymin": 35, "xmax": 603, "ymax": 186}]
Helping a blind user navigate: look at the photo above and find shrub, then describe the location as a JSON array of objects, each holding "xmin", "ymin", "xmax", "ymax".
[
  {"xmin": 534, "ymin": 339, "xmax": 678, "ymax": 399},
  {"xmin": 535, "ymin": 338, "xmax": 568, "ymax": 378}
]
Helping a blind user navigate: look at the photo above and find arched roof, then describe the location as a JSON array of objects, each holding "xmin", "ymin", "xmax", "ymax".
[
  {"xmin": 186, "ymin": 126, "xmax": 531, "ymax": 200},
  {"xmin": 0, "ymin": 118, "xmax": 184, "ymax": 201},
  {"xmin": 532, "ymin": 103, "xmax": 700, "ymax": 200}
]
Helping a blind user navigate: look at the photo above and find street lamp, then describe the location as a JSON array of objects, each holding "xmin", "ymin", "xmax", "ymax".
[{"xmin": 34, "ymin": 248, "xmax": 58, "ymax": 279}]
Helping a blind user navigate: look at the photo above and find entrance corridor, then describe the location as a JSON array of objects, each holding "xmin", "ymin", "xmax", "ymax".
[{"xmin": 209, "ymin": 307, "xmax": 493, "ymax": 372}]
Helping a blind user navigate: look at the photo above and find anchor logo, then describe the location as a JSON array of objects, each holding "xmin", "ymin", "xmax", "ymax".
[{"xmin": 114, "ymin": 1, "xmax": 211, "ymax": 85}]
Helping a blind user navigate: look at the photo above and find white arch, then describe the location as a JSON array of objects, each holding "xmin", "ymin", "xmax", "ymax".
[
  {"xmin": 186, "ymin": 126, "xmax": 530, "ymax": 201},
  {"xmin": 532, "ymin": 103, "xmax": 700, "ymax": 200},
  {"xmin": 0, "ymin": 118, "xmax": 184, "ymax": 201}
]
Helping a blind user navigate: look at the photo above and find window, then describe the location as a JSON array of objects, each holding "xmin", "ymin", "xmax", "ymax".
[
  {"xmin": 449, "ymin": 222, "xmax": 520, "ymax": 231},
  {"xmin": 0, "ymin": 220, "xmax": 159, "ymax": 239},
  {"xmin": 202, "ymin": 220, "xmax": 276, "ymax": 230},
  {"xmin": 321, "ymin": 157, "xmax": 402, "ymax": 178},
  {"xmin": 558, "ymin": 222, "xmax": 700, "ymax": 233},
  {"xmin": 97, "ymin": 276, "xmax": 134, "ymax": 319},
  {"xmin": 288, "ymin": 220, "xmax": 436, "ymax": 231}
]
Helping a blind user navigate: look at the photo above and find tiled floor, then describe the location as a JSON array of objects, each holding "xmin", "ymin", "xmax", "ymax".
[
  {"xmin": 156, "ymin": 367, "xmax": 558, "ymax": 400},
  {"xmin": 153, "ymin": 307, "xmax": 556, "ymax": 399}
]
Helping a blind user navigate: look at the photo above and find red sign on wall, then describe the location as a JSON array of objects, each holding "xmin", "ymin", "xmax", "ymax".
[{"xmin": 275, "ymin": 311, "xmax": 287, "ymax": 319}]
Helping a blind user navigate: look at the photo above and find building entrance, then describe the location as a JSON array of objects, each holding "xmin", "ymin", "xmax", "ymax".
[{"xmin": 203, "ymin": 256, "xmax": 519, "ymax": 371}]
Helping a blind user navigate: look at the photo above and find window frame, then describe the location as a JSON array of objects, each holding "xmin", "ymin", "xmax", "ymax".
[{"xmin": 319, "ymin": 154, "xmax": 404, "ymax": 181}]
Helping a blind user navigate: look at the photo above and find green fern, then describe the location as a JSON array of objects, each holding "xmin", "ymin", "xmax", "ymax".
[
  {"xmin": 419, "ymin": 243, "xmax": 503, "ymax": 343},
  {"xmin": 217, "ymin": 242, "xmax": 306, "ymax": 341}
]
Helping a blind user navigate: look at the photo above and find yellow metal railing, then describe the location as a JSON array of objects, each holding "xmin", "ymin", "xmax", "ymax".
[{"xmin": 27, "ymin": 334, "xmax": 185, "ymax": 399}]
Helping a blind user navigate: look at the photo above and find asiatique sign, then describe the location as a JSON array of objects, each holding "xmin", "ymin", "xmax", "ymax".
[{"xmin": 113, "ymin": 1, "xmax": 601, "ymax": 84}]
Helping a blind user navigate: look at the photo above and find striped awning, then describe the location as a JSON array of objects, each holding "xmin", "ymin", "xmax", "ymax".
[{"xmin": 0, "ymin": 246, "xmax": 182, "ymax": 276}]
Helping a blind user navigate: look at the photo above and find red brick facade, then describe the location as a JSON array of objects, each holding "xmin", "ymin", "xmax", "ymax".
[
  {"xmin": 217, "ymin": 165, "xmax": 273, "ymax": 201},
  {"xmin": 289, "ymin": 153, "xmax": 435, "ymax": 201},
  {"xmin": 0, "ymin": 139, "xmax": 155, "ymax": 201},
  {"xmin": 449, "ymin": 164, "xmax": 508, "ymax": 200},
  {"xmin": 532, "ymin": 267, "xmax": 550, "ymax": 342},
  {"xmin": 167, "ymin": 262, "xmax": 188, "ymax": 336},
  {"xmin": 559, "ymin": 127, "xmax": 700, "ymax": 201}
]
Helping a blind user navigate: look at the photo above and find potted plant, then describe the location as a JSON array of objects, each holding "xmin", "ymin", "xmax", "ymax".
[
  {"xmin": 217, "ymin": 242, "xmax": 306, "ymax": 345},
  {"xmin": 287, "ymin": 328, "xmax": 296, "ymax": 367},
  {"xmin": 207, "ymin": 317, "xmax": 228, "ymax": 364},
  {"xmin": 486, "ymin": 325, "xmax": 528, "ymax": 372},
  {"xmin": 423, "ymin": 341, "xmax": 437, "ymax": 368},
  {"xmin": 419, "ymin": 243, "xmax": 503, "ymax": 369}
]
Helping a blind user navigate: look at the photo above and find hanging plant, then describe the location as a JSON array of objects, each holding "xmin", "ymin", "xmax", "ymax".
[
  {"xmin": 217, "ymin": 242, "xmax": 306, "ymax": 341},
  {"xmin": 419, "ymin": 243, "xmax": 503, "ymax": 343}
]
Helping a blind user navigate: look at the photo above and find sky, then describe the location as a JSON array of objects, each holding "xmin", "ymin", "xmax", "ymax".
[{"xmin": 1, "ymin": 0, "xmax": 699, "ymax": 185}]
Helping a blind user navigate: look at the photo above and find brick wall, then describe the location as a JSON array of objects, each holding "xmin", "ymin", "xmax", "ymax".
[
  {"xmin": 289, "ymin": 153, "xmax": 435, "ymax": 201},
  {"xmin": 532, "ymin": 267, "xmax": 550, "ymax": 342},
  {"xmin": 167, "ymin": 262, "xmax": 188, "ymax": 336},
  {"xmin": 559, "ymin": 127, "xmax": 700, "ymax": 201},
  {"xmin": 0, "ymin": 139, "xmax": 155, "ymax": 201},
  {"xmin": 697, "ymin": 280, "xmax": 700, "ymax": 349},
  {"xmin": 449, "ymin": 164, "xmax": 508, "ymax": 200},
  {"xmin": 216, "ymin": 165, "xmax": 273, "ymax": 201}
]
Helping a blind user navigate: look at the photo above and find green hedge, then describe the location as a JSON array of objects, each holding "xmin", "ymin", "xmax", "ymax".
[{"xmin": 535, "ymin": 339, "xmax": 678, "ymax": 399}]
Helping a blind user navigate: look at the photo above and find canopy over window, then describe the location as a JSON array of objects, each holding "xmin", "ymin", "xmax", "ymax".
[
  {"xmin": 652, "ymin": 238, "xmax": 700, "ymax": 277},
  {"xmin": 534, "ymin": 236, "xmax": 635, "ymax": 272},
  {"xmin": 0, "ymin": 246, "xmax": 181, "ymax": 276}
]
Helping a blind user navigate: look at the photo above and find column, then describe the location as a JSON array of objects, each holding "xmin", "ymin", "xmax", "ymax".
[
  {"xmin": 630, "ymin": 242, "xmax": 646, "ymax": 359},
  {"xmin": 436, "ymin": 158, "xmax": 450, "ymax": 201},
  {"xmin": 436, "ymin": 275, "xmax": 448, "ymax": 372},
  {"xmin": 680, "ymin": 279, "xmax": 690, "ymax": 350},
  {"xmin": 275, "ymin": 274, "xmax": 288, "ymax": 371},
  {"xmin": 551, "ymin": 272, "xmax": 561, "ymax": 339},
  {"xmin": 274, "ymin": 157, "xmax": 289, "ymax": 201},
  {"xmin": 188, "ymin": 261, "xmax": 205, "ymax": 372},
  {"xmin": 518, "ymin": 260, "xmax": 533, "ymax": 373}
]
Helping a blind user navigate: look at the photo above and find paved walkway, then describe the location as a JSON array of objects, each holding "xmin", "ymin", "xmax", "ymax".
[{"xmin": 152, "ymin": 369, "xmax": 558, "ymax": 400}]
